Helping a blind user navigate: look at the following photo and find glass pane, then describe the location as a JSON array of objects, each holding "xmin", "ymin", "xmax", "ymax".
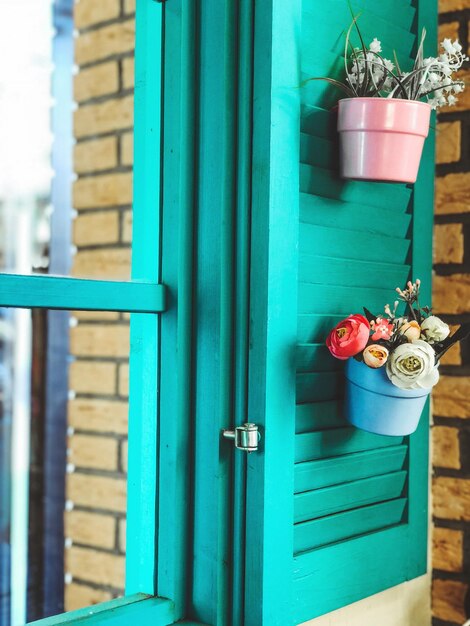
[
  {"xmin": 0, "ymin": 0, "xmax": 135, "ymax": 285},
  {"xmin": 0, "ymin": 306, "xmax": 129, "ymax": 622}
]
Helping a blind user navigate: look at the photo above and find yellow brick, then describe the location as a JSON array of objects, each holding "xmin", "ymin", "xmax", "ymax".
[
  {"xmin": 122, "ymin": 211, "xmax": 132, "ymax": 243},
  {"xmin": 74, "ymin": 96, "xmax": 133, "ymax": 138},
  {"xmin": 65, "ymin": 510, "xmax": 115, "ymax": 549},
  {"xmin": 74, "ymin": 0, "xmax": 120, "ymax": 29},
  {"xmin": 433, "ymin": 376, "xmax": 470, "ymax": 418},
  {"xmin": 435, "ymin": 172, "xmax": 470, "ymax": 215},
  {"xmin": 65, "ymin": 583, "xmax": 112, "ymax": 612},
  {"xmin": 438, "ymin": 21, "xmax": 460, "ymax": 44},
  {"xmin": 74, "ymin": 62, "xmax": 119, "ymax": 102},
  {"xmin": 121, "ymin": 440, "xmax": 128, "ymax": 473},
  {"xmin": 432, "ymin": 527, "xmax": 463, "ymax": 572},
  {"xmin": 432, "ymin": 426, "xmax": 460, "ymax": 469},
  {"xmin": 118, "ymin": 518, "xmax": 126, "ymax": 553},
  {"xmin": 73, "ymin": 172, "xmax": 132, "ymax": 209},
  {"xmin": 124, "ymin": 0, "xmax": 136, "ymax": 14},
  {"xmin": 121, "ymin": 132, "xmax": 133, "ymax": 166},
  {"xmin": 72, "ymin": 248, "xmax": 131, "ymax": 280},
  {"xmin": 440, "ymin": 341, "xmax": 461, "ymax": 366},
  {"xmin": 73, "ymin": 211, "xmax": 120, "ymax": 246},
  {"xmin": 439, "ymin": 0, "xmax": 468, "ymax": 10},
  {"xmin": 118, "ymin": 363, "xmax": 129, "ymax": 397},
  {"xmin": 75, "ymin": 21, "xmax": 135, "ymax": 66},
  {"xmin": 69, "ymin": 361, "xmax": 116, "ymax": 395},
  {"xmin": 433, "ymin": 223, "xmax": 464, "ymax": 264},
  {"xmin": 433, "ymin": 476, "xmax": 470, "ymax": 521},
  {"xmin": 436, "ymin": 121, "xmax": 461, "ymax": 164},
  {"xmin": 71, "ymin": 324, "xmax": 129, "ymax": 358},
  {"xmin": 68, "ymin": 398, "xmax": 128, "ymax": 433},
  {"xmin": 67, "ymin": 473, "xmax": 127, "ymax": 511},
  {"xmin": 432, "ymin": 578, "xmax": 468, "ymax": 624},
  {"xmin": 122, "ymin": 57, "xmax": 135, "ymax": 90},
  {"xmin": 66, "ymin": 546, "xmax": 125, "ymax": 589},
  {"xmin": 75, "ymin": 136, "xmax": 118, "ymax": 174},
  {"xmin": 70, "ymin": 434, "xmax": 119, "ymax": 471},
  {"xmin": 433, "ymin": 274, "xmax": 470, "ymax": 314},
  {"xmin": 73, "ymin": 310, "xmax": 120, "ymax": 321}
]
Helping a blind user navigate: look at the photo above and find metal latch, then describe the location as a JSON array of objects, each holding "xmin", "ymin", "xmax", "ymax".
[{"xmin": 222, "ymin": 423, "xmax": 261, "ymax": 453}]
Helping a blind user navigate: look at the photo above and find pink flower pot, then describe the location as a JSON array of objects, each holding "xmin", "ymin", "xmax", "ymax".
[{"xmin": 337, "ymin": 98, "xmax": 431, "ymax": 183}]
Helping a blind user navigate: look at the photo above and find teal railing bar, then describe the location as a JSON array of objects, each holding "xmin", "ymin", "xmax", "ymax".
[
  {"xmin": 28, "ymin": 594, "xmax": 174, "ymax": 626},
  {"xmin": 0, "ymin": 273, "xmax": 165, "ymax": 313}
]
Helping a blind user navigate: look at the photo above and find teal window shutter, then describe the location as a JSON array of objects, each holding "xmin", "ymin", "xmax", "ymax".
[
  {"xmin": 293, "ymin": 0, "xmax": 436, "ymax": 622},
  {"xmin": 245, "ymin": 1, "xmax": 437, "ymax": 625}
]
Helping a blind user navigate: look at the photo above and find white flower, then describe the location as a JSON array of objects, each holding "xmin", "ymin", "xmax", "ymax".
[
  {"xmin": 386, "ymin": 340, "xmax": 439, "ymax": 390},
  {"xmin": 447, "ymin": 94, "xmax": 457, "ymax": 106},
  {"xmin": 442, "ymin": 38, "xmax": 455, "ymax": 55},
  {"xmin": 421, "ymin": 315, "xmax": 450, "ymax": 344},
  {"xmin": 369, "ymin": 38, "xmax": 382, "ymax": 53}
]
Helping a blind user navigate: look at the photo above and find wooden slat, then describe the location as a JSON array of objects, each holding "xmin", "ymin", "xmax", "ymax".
[
  {"xmin": 299, "ymin": 224, "xmax": 410, "ymax": 264},
  {"xmin": 299, "ymin": 254, "xmax": 410, "ymax": 289},
  {"xmin": 295, "ymin": 427, "xmax": 404, "ymax": 463},
  {"xmin": 302, "ymin": 8, "xmax": 415, "ymax": 60},
  {"xmin": 300, "ymin": 190, "xmax": 411, "ymax": 228},
  {"xmin": 294, "ymin": 470, "xmax": 407, "ymax": 522},
  {"xmin": 295, "ymin": 445, "xmax": 408, "ymax": 493},
  {"xmin": 300, "ymin": 164, "xmax": 412, "ymax": 211},
  {"xmin": 297, "ymin": 313, "xmax": 344, "ymax": 343},
  {"xmin": 295, "ymin": 400, "xmax": 346, "ymax": 433},
  {"xmin": 296, "ymin": 343, "xmax": 340, "ymax": 373},
  {"xmin": 0, "ymin": 273, "xmax": 166, "ymax": 313},
  {"xmin": 300, "ymin": 105, "xmax": 335, "ymax": 138},
  {"xmin": 296, "ymin": 371, "xmax": 340, "ymax": 403},
  {"xmin": 298, "ymin": 283, "xmax": 399, "ymax": 315},
  {"xmin": 326, "ymin": 0, "xmax": 416, "ymax": 28},
  {"xmin": 294, "ymin": 498, "xmax": 407, "ymax": 554}
]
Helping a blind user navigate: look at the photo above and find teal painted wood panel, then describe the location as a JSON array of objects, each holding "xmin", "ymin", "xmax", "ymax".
[
  {"xmin": 289, "ymin": 0, "xmax": 436, "ymax": 620},
  {"xmin": 300, "ymin": 165, "xmax": 412, "ymax": 209},
  {"xmin": 156, "ymin": 0, "xmax": 196, "ymax": 620},
  {"xmin": 125, "ymin": 0, "xmax": 163, "ymax": 598},
  {"xmin": 295, "ymin": 428, "xmax": 404, "ymax": 463},
  {"xmin": 294, "ymin": 498, "xmax": 407, "ymax": 554},
  {"xmin": 299, "ymin": 256, "xmax": 411, "ymax": 288},
  {"xmin": 244, "ymin": 1, "xmax": 301, "ymax": 625},
  {"xmin": 294, "ymin": 445, "xmax": 408, "ymax": 492},
  {"xmin": 28, "ymin": 596, "xmax": 174, "ymax": 626},
  {"xmin": 295, "ymin": 401, "xmax": 346, "ymax": 433},
  {"xmin": 0, "ymin": 274, "xmax": 165, "ymax": 312},
  {"xmin": 294, "ymin": 470, "xmax": 407, "ymax": 522}
]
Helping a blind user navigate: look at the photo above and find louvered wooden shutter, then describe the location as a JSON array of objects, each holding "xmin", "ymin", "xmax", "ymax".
[{"xmin": 292, "ymin": 0, "xmax": 435, "ymax": 621}]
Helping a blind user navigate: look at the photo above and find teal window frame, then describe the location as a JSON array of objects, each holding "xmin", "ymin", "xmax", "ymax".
[{"xmin": 0, "ymin": 1, "xmax": 178, "ymax": 624}]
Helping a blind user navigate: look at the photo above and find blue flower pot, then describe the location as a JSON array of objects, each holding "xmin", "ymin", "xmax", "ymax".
[{"xmin": 344, "ymin": 359, "xmax": 431, "ymax": 437}]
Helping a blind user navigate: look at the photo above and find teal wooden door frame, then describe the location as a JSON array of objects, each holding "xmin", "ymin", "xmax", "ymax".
[{"xmin": 244, "ymin": 2, "xmax": 301, "ymax": 625}]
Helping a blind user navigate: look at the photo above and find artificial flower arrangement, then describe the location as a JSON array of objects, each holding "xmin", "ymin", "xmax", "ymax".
[
  {"xmin": 307, "ymin": 17, "xmax": 468, "ymax": 183},
  {"xmin": 326, "ymin": 280, "xmax": 470, "ymax": 436}
]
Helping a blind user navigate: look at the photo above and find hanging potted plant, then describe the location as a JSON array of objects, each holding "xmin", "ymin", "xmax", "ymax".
[
  {"xmin": 326, "ymin": 280, "xmax": 470, "ymax": 436},
  {"xmin": 306, "ymin": 19, "xmax": 467, "ymax": 183}
]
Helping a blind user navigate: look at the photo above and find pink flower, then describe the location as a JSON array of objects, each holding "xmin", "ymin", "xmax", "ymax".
[
  {"xmin": 370, "ymin": 317, "xmax": 394, "ymax": 341},
  {"xmin": 326, "ymin": 314, "xmax": 370, "ymax": 360}
]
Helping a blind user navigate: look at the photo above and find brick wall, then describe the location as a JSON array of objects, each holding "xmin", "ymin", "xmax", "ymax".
[
  {"xmin": 64, "ymin": 0, "xmax": 135, "ymax": 611},
  {"xmin": 432, "ymin": 1, "xmax": 470, "ymax": 625}
]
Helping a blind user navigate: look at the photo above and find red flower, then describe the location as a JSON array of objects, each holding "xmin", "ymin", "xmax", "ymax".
[{"xmin": 326, "ymin": 314, "xmax": 370, "ymax": 360}]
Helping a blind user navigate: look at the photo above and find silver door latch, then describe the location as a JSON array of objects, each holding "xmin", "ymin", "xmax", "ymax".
[{"xmin": 222, "ymin": 423, "xmax": 261, "ymax": 453}]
